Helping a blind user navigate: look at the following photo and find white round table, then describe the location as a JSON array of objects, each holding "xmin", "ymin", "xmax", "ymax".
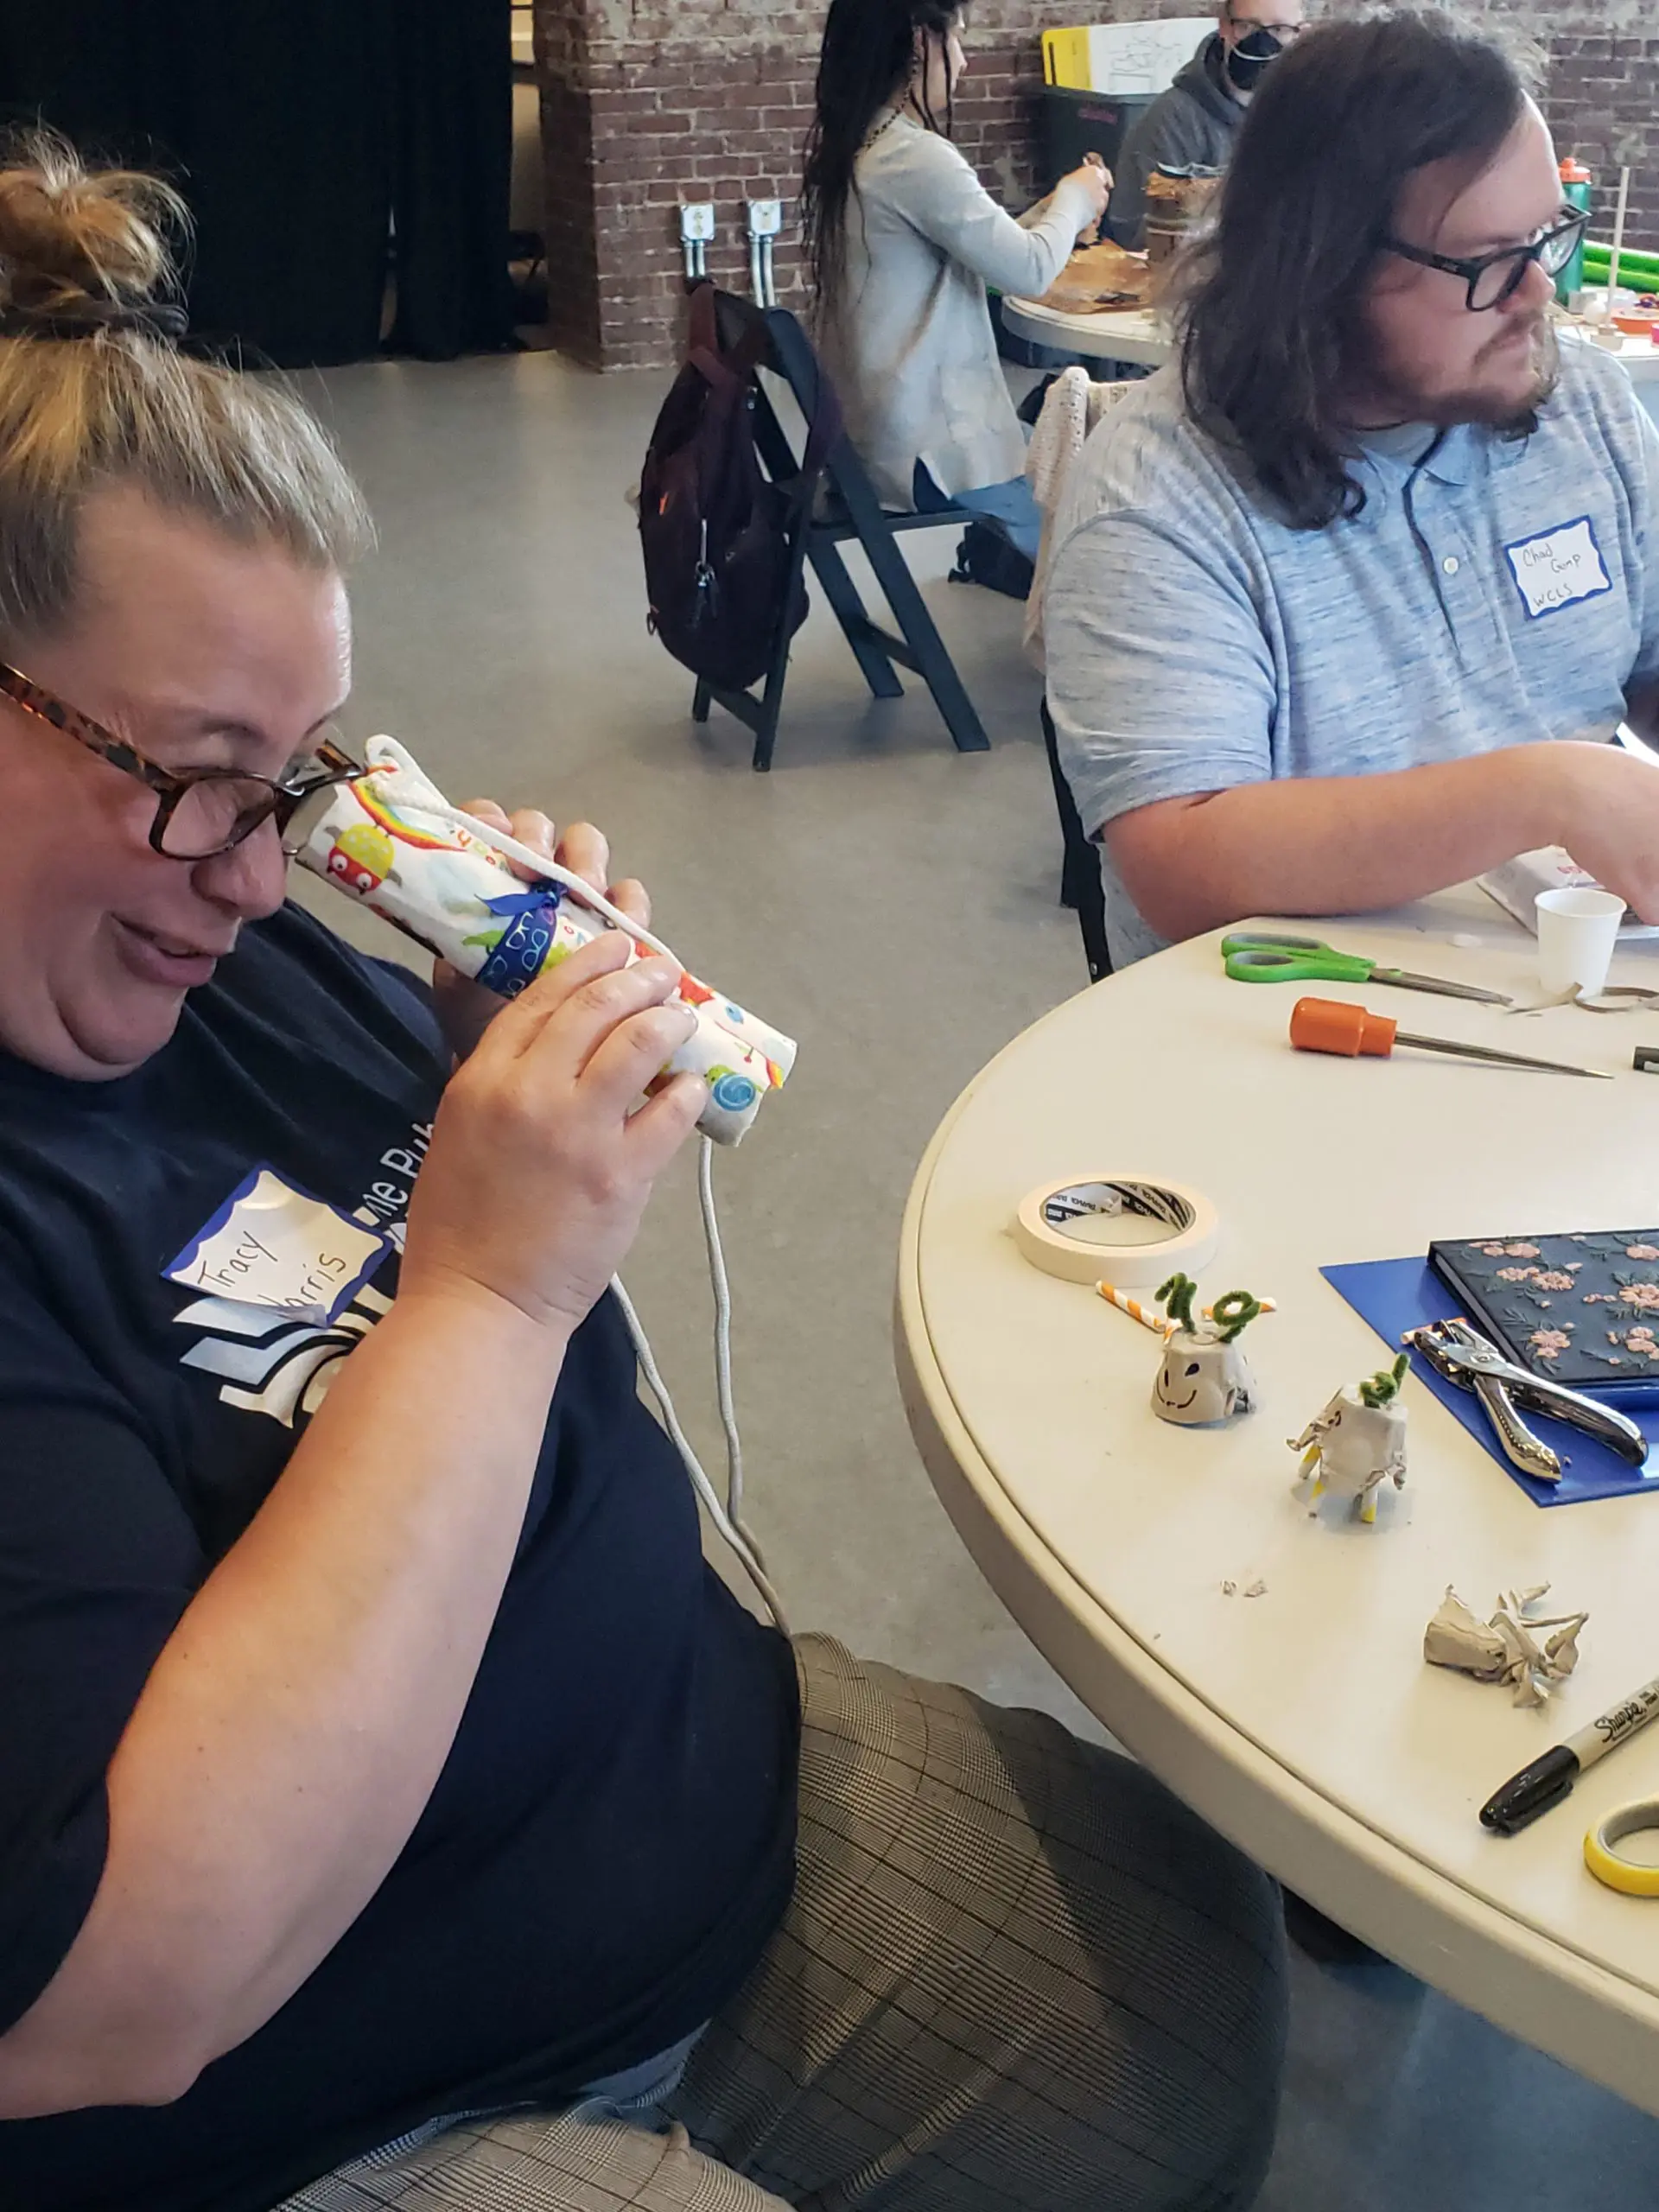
[
  {"xmin": 1001, "ymin": 296, "xmax": 1659, "ymax": 427},
  {"xmin": 1559, "ymin": 327, "xmax": 1659, "ymax": 425},
  {"xmin": 1001, "ymin": 296, "xmax": 1172, "ymax": 368},
  {"xmin": 896, "ymin": 884, "xmax": 1659, "ymax": 2116}
]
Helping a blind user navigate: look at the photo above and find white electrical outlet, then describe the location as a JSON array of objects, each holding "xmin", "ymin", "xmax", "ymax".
[
  {"xmin": 679, "ymin": 201, "xmax": 715, "ymax": 243},
  {"xmin": 747, "ymin": 198, "xmax": 783, "ymax": 238}
]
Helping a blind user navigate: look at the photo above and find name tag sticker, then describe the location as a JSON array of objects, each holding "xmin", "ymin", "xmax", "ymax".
[
  {"xmin": 1503, "ymin": 516, "xmax": 1612, "ymax": 621},
  {"xmin": 164, "ymin": 1167, "xmax": 391, "ymax": 1325}
]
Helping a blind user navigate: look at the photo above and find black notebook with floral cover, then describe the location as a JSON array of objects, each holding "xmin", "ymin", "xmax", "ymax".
[{"xmin": 1429, "ymin": 1230, "xmax": 1659, "ymax": 1392}]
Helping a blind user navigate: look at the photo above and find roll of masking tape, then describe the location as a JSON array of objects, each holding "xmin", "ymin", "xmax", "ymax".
[
  {"xmin": 1014, "ymin": 1175, "xmax": 1220, "ymax": 1287},
  {"xmin": 1585, "ymin": 1800, "xmax": 1659, "ymax": 1897}
]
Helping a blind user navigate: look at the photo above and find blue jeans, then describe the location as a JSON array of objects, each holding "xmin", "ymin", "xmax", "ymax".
[{"xmin": 912, "ymin": 461, "xmax": 1041, "ymax": 563}]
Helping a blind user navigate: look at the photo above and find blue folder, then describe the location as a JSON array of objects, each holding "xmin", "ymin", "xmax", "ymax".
[{"xmin": 1322, "ymin": 1256, "xmax": 1659, "ymax": 1507}]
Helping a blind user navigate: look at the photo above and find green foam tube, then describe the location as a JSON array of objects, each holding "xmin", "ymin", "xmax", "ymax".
[{"xmin": 1584, "ymin": 242, "xmax": 1659, "ymax": 288}]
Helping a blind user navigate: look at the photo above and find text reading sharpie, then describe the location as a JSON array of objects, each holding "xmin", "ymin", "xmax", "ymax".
[{"xmin": 1480, "ymin": 1675, "xmax": 1659, "ymax": 1834}]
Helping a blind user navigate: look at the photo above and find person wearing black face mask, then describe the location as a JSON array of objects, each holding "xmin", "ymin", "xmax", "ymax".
[{"xmin": 1105, "ymin": 1, "xmax": 1304, "ymax": 251}]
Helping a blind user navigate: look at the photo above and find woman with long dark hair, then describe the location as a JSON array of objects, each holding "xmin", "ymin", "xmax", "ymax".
[{"xmin": 801, "ymin": 0, "xmax": 1108, "ymax": 558}]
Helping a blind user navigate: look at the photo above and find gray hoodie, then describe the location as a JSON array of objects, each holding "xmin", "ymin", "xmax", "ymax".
[{"xmin": 1104, "ymin": 35, "xmax": 1242, "ymax": 251}]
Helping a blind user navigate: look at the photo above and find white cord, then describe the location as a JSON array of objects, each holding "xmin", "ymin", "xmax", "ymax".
[
  {"xmin": 698, "ymin": 1135, "xmax": 767, "ymax": 1566},
  {"xmin": 612, "ymin": 1264, "xmax": 789, "ymax": 1637},
  {"xmin": 397, "ymin": 781, "xmax": 687, "ymax": 970}
]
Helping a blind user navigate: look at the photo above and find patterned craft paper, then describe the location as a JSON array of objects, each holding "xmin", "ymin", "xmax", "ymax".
[
  {"xmin": 293, "ymin": 738, "xmax": 796, "ymax": 1145},
  {"xmin": 1430, "ymin": 1229, "xmax": 1659, "ymax": 1390}
]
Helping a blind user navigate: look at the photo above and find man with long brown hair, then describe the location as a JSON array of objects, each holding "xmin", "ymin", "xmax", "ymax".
[{"xmin": 1046, "ymin": 11, "xmax": 1659, "ymax": 967}]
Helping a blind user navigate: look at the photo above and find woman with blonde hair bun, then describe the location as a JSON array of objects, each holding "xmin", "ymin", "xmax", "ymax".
[{"xmin": 0, "ymin": 135, "xmax": 1282, "ymax": 2212}]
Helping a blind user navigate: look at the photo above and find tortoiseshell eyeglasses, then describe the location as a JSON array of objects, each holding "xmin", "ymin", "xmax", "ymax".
[{"xmin": 0, "ymin": 658, "xmax": 362, "ymax": 861}]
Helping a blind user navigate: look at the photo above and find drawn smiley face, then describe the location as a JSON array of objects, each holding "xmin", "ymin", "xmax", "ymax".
[
  {"xmin": 1155, "ymin": 1351, "xmax": 1204, "ymax": 1414},
  {"xmin": 1152, "ymin": 1332, "xmax": 1257, "ymax": 1427}
]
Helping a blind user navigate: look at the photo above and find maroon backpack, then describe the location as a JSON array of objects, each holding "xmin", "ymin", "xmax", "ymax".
[{"xmin": 640, "ymin": 284, "xmax": 840, "ymax": 693}]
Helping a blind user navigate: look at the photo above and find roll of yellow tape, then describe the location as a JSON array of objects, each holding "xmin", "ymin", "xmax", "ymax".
[
  {"xmin": 1585, "ymin": 1800, "xmax": 1659, "ymax": 1897},
  {"xmin": 1013, "ymin": 1175, "xmax": 1220, "ymax": 1288}
]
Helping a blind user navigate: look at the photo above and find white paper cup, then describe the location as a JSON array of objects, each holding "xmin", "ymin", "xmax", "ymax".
[{"xmin": 1535, "ymin": 886, "xmax": 1624, "ymax": 995}]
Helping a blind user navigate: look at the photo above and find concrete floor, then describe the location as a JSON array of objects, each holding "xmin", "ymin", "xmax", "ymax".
[{"xmin": 300, "ymin": 351, "xmax": 1659, "ymax": 2209}]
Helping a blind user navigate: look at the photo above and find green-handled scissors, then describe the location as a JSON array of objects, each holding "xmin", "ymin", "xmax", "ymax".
[{"xmin": 1221, "ymin": 931, "xmax": 1511, "ymax": 1005}]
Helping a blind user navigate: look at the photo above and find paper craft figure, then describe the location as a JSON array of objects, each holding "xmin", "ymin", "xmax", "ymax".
[
  {"xmin": 1290, "ymin": 1353, "xmax": 1409, "ymax": 1523},
  {"xmin": 1151, "ymin": 1274, "xmax": 1266, "ymax": 1427},
  {"xmin": 1424, "ymin": 1583, "xmax": 1587, "ymax": 1708}
]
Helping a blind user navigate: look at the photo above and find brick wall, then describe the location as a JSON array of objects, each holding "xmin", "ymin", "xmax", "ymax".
[
  {"xmin": 534, "ymin": 0, "xmax": 1658, "ymax": 373},
  {"xmin": 1543, "ymin": 25, "xmax": 1659, "ymax": 264},
  {"xmin": 538, "ymin": 27, "xmax": 602, "ymax": 364},
  {"xmin": 531, "ymin": 0, "xmax": 1080, "ymax": 368}
]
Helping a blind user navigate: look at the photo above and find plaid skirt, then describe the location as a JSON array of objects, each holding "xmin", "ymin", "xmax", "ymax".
[{"xmin": 279, "ymin": 1634, "xmax": 1286, "ymax": 2212}]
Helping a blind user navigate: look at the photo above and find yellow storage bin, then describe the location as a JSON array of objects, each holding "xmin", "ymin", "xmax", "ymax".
[{"xmin": 1042, "ymin": 28, "xmax": 1094, "ymax": 87}]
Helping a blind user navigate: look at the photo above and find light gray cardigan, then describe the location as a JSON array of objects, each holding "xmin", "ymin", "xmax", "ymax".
[{"xmin": 817, "ymin": 111, "xmax": 1095, "ymax": 511}]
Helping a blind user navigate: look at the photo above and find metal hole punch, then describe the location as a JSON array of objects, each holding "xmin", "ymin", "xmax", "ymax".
[{"xmin": 1405, "ymin": 1317, "xmax": 1650, "ymax": 1482}]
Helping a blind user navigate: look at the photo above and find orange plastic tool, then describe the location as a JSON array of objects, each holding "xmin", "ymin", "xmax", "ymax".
[
  {"xmin": 1290, "ymin": 998, "xmax": 1397, "ymax": 1057},
  {"xmin": 1289, "ymin": 997, "xmax": 1611, "ymax": 1078}
]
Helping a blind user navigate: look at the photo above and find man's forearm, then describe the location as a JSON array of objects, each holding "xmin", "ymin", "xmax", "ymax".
[{"xmin": 1107, "ymin": 747, "xmax": 1566, "ymax": 942}]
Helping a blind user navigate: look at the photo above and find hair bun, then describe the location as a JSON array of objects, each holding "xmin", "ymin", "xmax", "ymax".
[{"xmin": 0, "ymin": 130, "xmax": 184, "ymax": 323}]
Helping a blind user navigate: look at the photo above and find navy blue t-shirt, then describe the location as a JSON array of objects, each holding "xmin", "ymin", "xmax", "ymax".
[{"xmin": 0, "ymin": 904, "xmax": 799, "ymax": 2212}]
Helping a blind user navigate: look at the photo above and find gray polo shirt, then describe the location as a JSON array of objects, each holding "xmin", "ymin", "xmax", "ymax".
[{"xmin": 1045, "ymin": 341, "xmax": 1659, "ymax": 966}]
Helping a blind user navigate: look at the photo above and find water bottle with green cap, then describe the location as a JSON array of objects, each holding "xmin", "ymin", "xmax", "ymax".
[{"xmin": 1558, "ymin": 157, "xmax": 1592, "ymax": 308}]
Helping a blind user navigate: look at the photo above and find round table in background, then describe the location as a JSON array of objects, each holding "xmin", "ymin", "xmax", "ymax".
[
  {"xmin": 1000, "ymin": 296, "xmax": 1659, "ymax": 427},
  {"xmin": 1560, "ymin": 323, "xmax": 1659, "ymax": 397},
  {"xmin": 1000, "ymin": 296, "xmax": 1172, "ymax": 369},
  {"xmin": 896, "ymin": 885, "xmax": 1659, "ymax": 2117}
]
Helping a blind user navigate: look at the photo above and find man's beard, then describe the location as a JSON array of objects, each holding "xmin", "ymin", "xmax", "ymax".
[
  {"xmin": 1433, "ymin": 312, "xmax": 1559, "ymax": 429},
  {"xmin": 1358, "ymin": 312, "xmax": 1559, "ymax": 432}
]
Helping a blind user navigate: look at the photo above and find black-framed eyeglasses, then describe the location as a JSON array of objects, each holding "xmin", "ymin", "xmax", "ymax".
[
  {"xmin": 0, "ymin": 658, "xmax": 362, "ymax": 861},
  {"xmin": 1222, "ymin": 11, "xmax": 1306, "ymax": 37},
  {"xmin": 1378, "ymin": 210, "xmax": 1589, "ymax": 312}
]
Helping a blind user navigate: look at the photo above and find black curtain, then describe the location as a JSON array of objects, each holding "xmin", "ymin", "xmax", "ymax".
[
  {"xmin": 0, "ymin": 0, "xmax": 514, "ymax": 367},
  {"xmin": 389, "ymin": 1, "xmax": 517, "ymax": 360}
]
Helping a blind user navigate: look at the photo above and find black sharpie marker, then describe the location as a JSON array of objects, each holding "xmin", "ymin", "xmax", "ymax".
[{"xmin": 1481, "ymin": 1676, "xmax": 1659, "ymax": 1834}]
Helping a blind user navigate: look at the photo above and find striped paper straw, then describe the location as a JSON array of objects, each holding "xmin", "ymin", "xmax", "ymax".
[{"xmin": 1096, "ymin": 1282, "xmax": 1176, "ymax": 1334}]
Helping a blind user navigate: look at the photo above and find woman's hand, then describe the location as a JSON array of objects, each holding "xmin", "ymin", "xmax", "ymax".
[
  {"xmin": 431, "ymin": 803, "xmax": 652, "ymax": 1062},
  {"xmin": 1065, "ymin": 156, "xmax": 1112, "ymax": 243},
  {"xmin": 404, "ymin": 931, "xmax": 705, "ymax": 1336}
]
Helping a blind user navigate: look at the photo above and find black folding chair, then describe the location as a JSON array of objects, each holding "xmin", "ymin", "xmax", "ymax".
[
  {"xmin": 693, "ymin": 290, "xmax": 991, "ymax": 772},
  {"xmin": 1041, "ymin": 698, "xmax": 1112, "ymax": 983}
]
